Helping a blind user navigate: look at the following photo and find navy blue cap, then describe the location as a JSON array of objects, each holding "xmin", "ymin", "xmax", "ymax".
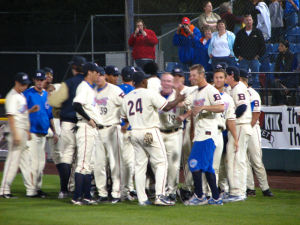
[
  {"xmin": 206, "ymin": 71, "xmax": 214, "ymax": 83},
  {"xmin": 121, "ymin": 66, "xmax": 136, "ymax": 80},
  {"xmin": 239, "ymin": 69, "xmax": 249, "ymax": 78},
  {"xmin": 68, "ymin": 56, "xmax": 87, "ymax": 66},
  {"xmin": 96, "ymin": 66, "xmax": 106, "ymax": 75},
  {"xmin": 34, "ymin": 70, "xmax": 46, "ymax": 80},
  {"xmin": 43, "ymin": 67, "xmax": 53, "ymax": 74},
  {"xmin": 171, "ymin": 67, "xmax": 184, "ymax": 76},
  {"xmin": 226, "ymin": 66, "xmax": 240, "ymax": 76},
  {"xmin": 15, "ymin": 72, "xmax": 31, "ymax": 84},
  {"xmin": 214, "ymin": 62, "xmax": 228, "ymax": 70},
  {"xmin": 133, "ymin": 71, "xmax": 150, "ymax": 85},
  {"xmin": 105, "ymin": 65, "xmax": 120, "ymax": 76},
  {"xmin": 83, "ymin": 62, "xmax": 101, "ymax": 74}
]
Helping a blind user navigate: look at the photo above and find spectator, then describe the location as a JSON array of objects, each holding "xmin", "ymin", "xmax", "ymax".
[
  {"xmin": 128, "ymin": 19, "xmax": 158, "ymax": 69},
  {"xmin": 284, "ymin": 0, "xmax": 299, "ymax": 29},
  {"xmin": 269, "ymin": 0, "xmax": 284, "ymax": 43},
  {"xmin": 219, "ymin": 2, "xmax": 243, "ymax": 33},
  {"xmin": 255, "ymin": 0, "xmax": 271, "ymax": 41},
  {"xmin": 233, "ymin": 14, "xmax": 266, "ymax": 89},
  {"xmin": 173, "ymin": 17, "xmax": 202, "ymax": 70},
  {"xmin": 198, "ymin": 1, "xmax": 221, "ymax": 32},
  {"xmin": 272, "ymin": 39, "xmax": 295, "ymax": 105},
  {"xmin": 208, "ymin": 20, "xmax": 236, "ymax": 69},
  {"xmin": 194, "ymin": 26, "xmax": 212, "ymax": 71}
]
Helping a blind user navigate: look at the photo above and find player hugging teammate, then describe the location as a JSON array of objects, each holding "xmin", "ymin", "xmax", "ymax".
[{"xmin": 1, "ymin": 60, "xmax": 273, "ymax": 206}]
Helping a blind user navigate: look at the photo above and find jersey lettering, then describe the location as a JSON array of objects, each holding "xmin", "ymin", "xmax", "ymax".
[
  {"xmin": 128, "ymin": 98, "xmax": 143, "ymax": 116},
  {"xmin": 99, "ymin": 107, "xmax": 107, "ymax": 115},
  {"xmin": 213, "ymin": 94, "xmax": 221, "ymax": 101}
]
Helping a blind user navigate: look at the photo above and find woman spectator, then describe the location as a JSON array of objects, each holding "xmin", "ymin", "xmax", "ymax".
[
  {"xmin": 208, "ymin": 20, "xmax": 236, "ymax": 69},
  {"xmin": 194, "ymin": 26, "xmax": 212, "ymax": 71},
  {"xmin": 198, "ymin": 1, "xmax": 221, "ymax": 32},
  {"xmin": 128, "ymin": 19, "xmax": 158, "ymax": 69}
]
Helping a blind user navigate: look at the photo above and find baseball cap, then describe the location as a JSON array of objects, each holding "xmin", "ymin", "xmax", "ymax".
[
  {"xmin": 34, "ymin": 70, "xmax": 46, "ymax": 80},
  {"xmin": 171, "ymin": 67, "xmax": 184, "ymax": 76},
  {"xmin": 43, "ymin": 67, "xmax": 53, "ymax": 74},
  {"xmin": 68, "ymin": 56, "xmax": 87, "ymax": 66},
  {"xmin": 214, "ymin": 62, "xmax": 228, "ymax": 70},
  {"xmin": 182, "ymin": 17, "xmax": 190, "ymax": 24},
  {"xmin": 121, "ymin": 66, "xmax": 136, "ymax": 80},
  {"xmin": 15, "ymin": 72, "xmax": 31, "ymax": 85},
  {"xmin": 132, "ymin": 71, "xmax": 150, "ymax": 85},
  {"xmin": 96, "ymin": 66, "xmax": 105, "ymax": 75},
  {"xmin": 105, "ymin": 65, "xmax": 120, "ymax": 76},
  {"xmin": 83, "ymin": 62, "xmax": 101, "ymax": 74},
  {"xmin": 226, "ymin": 66, "xmax": 240, "ymax": 76},
  {"xmin": 239, "ymin": 69, "xmax": 249, "ymax": 78}
]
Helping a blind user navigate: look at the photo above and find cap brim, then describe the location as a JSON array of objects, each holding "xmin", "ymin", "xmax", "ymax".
[
  {"xmin": 172, "ymin": 73, "xmax": 184, "ymax": 76},
  {"xmin": 20, "ymin": 80, "xmax": 31, "ymax": 85}
]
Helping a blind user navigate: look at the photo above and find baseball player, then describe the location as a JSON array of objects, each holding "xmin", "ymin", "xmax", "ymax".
[
  {"xmin": 93, "ymin": 67, "xmax": 124, "ymax": 204},
  {"xmin": 182, "ymin": 64, "xmax": 224, "ymax": 206},
  {"xmin": 143, "ymin": 61, "xmax": 161, "ymax": 92},
  {"xmin": 118, "ymin": 66, "xmax": 137, "ymax": 201},
  {"xmin": 223, "ymin": 66, "xmax": 252, "ymax": 203},
  {"xmin": 120, "ymin": 71, "xmax": 184, "ymax": 206},
  {"xmin": 158, "ymin": 73, "xmax": 186, "ymax": 203},
  {"xmin": 71, "ymin": 62, "xmax": 102, "ymax": 205},
  {"xmin": 48, "ymin": 56, "xmax": 86, "ymax": 198},
  {"xmin": 239, "ymin": 69, "xmax": 273, "ymax": 197},
  {"xmin": 23, "ymin": 70, "xmax": 58, "ymax": 198},
  {"xmin": 0, "ymin": 73, "xmax": 35, "ymax": 198},
  {"xmin": 105, "ymin": 65, "xmax": 120, "ymax": 85}
]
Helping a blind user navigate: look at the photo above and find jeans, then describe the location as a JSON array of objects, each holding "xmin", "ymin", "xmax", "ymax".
[
  {"xmin": 239, "ymin": 59, "xmax": 260, "ymax": 89},
  {"xmin": 135, "ymin": 59, "xmax": 154, "ymax": 70},
  {"xmin": 211, "ymin": 56, "xmax": 236, "ymax": 70},
  {"xmin": 285, "ymin": 12, "xmax": 298, "ymax": 30}
]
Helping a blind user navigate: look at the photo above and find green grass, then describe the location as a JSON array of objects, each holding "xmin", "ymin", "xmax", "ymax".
[{"xmin": 0, "ymin": 173, "xmax": 300, "ymax": 225}]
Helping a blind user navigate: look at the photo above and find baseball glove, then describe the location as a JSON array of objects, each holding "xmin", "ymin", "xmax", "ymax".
[{"xmin": 144, "ymin": 132, "xmax": 153, "ymax": 145}]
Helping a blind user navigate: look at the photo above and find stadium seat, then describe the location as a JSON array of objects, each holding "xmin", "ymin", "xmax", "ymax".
[
  {"xmin": 269, "ymin": 63, "xmax": 276, "ymax": 72},
  {"xmin": 272, "ymin": 43, "xmax": 279, "ymax": 53},
  {"xmin": 165, "ymin": 62, "xmax": 182, "ymax": 72},
  {"xmin": 289, "ymin": 43, "xmax": 296, "ymax": 53},
  {"xmin": 294, "ymin": 44, "xmax": 300, "ymax": 53},
  {"xmin": 287, "ymin": 27, "xmax": 300, "ymax": 43},
  {"xmin": 266, "ymin": 43, "xmax": 273, "ymax": 54}
]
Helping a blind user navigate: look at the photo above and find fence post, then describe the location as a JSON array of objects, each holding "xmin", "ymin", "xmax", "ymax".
[
  {"xmin": 91, "ymin": 15, "xmax": 94, "ymax": 62},
  {"xmin": 36, "ymin": 51, "xmax": 40, "ymax": 70}
]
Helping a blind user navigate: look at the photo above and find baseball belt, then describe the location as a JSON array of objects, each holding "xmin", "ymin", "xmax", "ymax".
[{"xmin": 159, "ymin": 127, "xmax": 181, "ymax": 134}]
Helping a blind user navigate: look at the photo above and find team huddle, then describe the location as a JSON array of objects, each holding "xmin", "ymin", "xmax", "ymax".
[{"xmin": 0, "ymin": 56, "xmax": 273, "ymax": 206}]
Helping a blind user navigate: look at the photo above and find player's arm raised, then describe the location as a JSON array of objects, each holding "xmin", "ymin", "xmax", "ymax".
[{"xmin": 162, "ymin": 92, "xmax": 185, "ymax": 112}]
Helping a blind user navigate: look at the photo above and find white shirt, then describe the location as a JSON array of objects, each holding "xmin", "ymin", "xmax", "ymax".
[
  {"xmin": 147, "ymin": 76, "xmax": 161, "ymax": 93},
  {"xmin": 211, "ymin": 33, "xmax": 230, "ymax": 57},
  {"xmin": 73, "ymin": 81, "xmax": 102, "ymax": 125},
  {"xmin": 248, "ymin": 87, "xmax": 261, "ymax": 125},
  {"xmin": 184, "ymin": 84, "xmax": 224, "ymax": 142},
  {"xmin": 159, "ymin": 90, "xmax": 185, "ymax": 130},
  {"xmin": 5, "ymin": 88, "xmax": 29, "ymax": 130},
  {"xmin": 230, "ymin": 81, "xmax": 252, "ymax": 124},
  {"xmin": 121, "ymin": 88, "xmax": 168, "ymax": 129},
  {"xmin": 95, "ymin": 83, "xmax": 124, "ymax": 126},
  {"xmin": 216, "ymin": 92, "xmax": 236, "ymax": 129}
]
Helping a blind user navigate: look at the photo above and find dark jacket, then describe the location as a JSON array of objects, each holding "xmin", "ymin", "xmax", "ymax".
[{"xmin": 233, "ymin": 27, "xmax": 266, "ymax": 60}]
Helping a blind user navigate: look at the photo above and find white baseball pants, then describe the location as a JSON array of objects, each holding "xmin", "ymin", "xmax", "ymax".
[{"xmin": 58, "ymin": 122, "xmax": 77, "ymax": 164}]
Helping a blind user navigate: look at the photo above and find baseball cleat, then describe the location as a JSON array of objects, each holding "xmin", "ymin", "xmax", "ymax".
[
  {"xmin": 71, "ymin": 199, "xmax": 83, "ymax": 206},
  {"xmin": 82, "ymin": 198, "xmax": 98, "ymax": 205},
  {"xmin": 262, "ymin": 189, "xmax": 274, "ymax": 197},
  {"xmin": 139, "ymin": 200, "xmax": 153, "ymax": 206},
  {"xmin": 246, "ymin": 189, "xmax": 256, "ymax": 197},
  {"xmin": 208, "ymin": 197, "xmax": 223, "ymax": 205},
  {"xmin": 184, "ymin": 194, "xmax": 208, "ymax": 206},
  {"xmin": 222, "ymin": 195, "xmax": 245, "ymax": 203},
  {"xmin": 168, "ymin": 194, "xmax": 177, "ymax": 202},
  {"xmin": 177, "ymin": 188, "xmax": 193, "ymax": 203},
  {"xmin": 96, "ymin": 196, "xmax": 109, "ymax": 203},
  {"xmin": 219, "ymin": 191, "xmax": 229, "ymax": 199},
  {"xmin": 37, "ymin": 190, "xmax": 47, "ymax": 198},
  {"xmin": 111, "ymin": 197, "xmax": 121, "ymax": 204},
  {"xmin": 127, "ymin": 191, "xmax": 138, "ymax": 201},
  {"xmin": 154, "ymin": 195, "xmax": 175, "ymax": 206},
  {"xmin": 58, "ymin": 191, "xmax": 70, "ymax": 199},
  {"xmin": 0, "ymin": 194, "xmax": 18, "ymax": 199}
]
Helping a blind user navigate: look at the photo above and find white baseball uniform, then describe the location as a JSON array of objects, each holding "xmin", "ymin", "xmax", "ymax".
[
  {"xmin": 227, "ymin": 81, "xmax": 252, "ymax": 197},
  {"xmin": 0, "ymin": 88, "xmax": 32, "ymax": 195},
  {"xmin": 121, "ymin": 88, "xmax": 168, "ymax": 203},
  {"xmin": 93, "ymin": 83, "xmax": 124, "ymax": 199},
  {"xmin": 158, "ymin": 90, "xmax": 184, "ymax": 196},
  {"xmin": 246, "ymin": 87, "xmax": 269, "ymax": 191},
  {"xmin": 147, "ymin": 76, "xmax": 161, "ymax": 92},
  {"xmin": 73, "ymin": 81, "xmax": 101, "ymax": 175}
]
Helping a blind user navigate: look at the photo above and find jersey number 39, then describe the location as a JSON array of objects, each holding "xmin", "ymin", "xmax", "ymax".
[{"xmin": 128, "ymin": 98, "xmax": 143, "ymax": 116}]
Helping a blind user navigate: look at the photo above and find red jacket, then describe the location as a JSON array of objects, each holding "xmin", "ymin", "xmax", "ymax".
[{"xmin": 128, "ymin": 28, "xmax": 158, "ymax": 60}]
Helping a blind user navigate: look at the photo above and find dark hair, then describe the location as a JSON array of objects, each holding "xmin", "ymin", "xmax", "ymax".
[
  {"xmin": 217, "ymin": 19, "xmax": 227, "ymax": 29},
  {"xmin": 143, "ymin": 61, "xmax": 158, "ymax": 76},
  {"xmin": 203, "ymin": 1, "xmax": 212, "ymax": 9},
  {"xmin": 279, "ymin": 39, "xmax": 289, "ymax": 48},
  {"xmin": 243, "ymin": 14, "xmax": 252, "ymax": 18},
  {"xmin": 136, "ymin": 19, "xmax": 146, "ymax": 28},
  {"xmin": 213, "ymin": 69, "xmax": 227, "ymax": 78}
]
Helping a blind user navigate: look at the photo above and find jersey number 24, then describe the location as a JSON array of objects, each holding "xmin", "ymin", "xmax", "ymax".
[{"xmin": 128, "ymin": 98, "xmax": 143, "ymax": 116}]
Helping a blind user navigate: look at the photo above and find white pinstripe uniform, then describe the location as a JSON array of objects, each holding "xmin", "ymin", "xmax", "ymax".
[
  {"xmin": 0, "ymin": 89, "xmax": 32, "ymax": 195},
  {"xmin": 93, "ymin": 83, "xmax": 124, "ymax": 199},
  {"xmin": 121, "ymin": 88, "xmax": 168, "ymax": 204},
  {"xmin": 246, "ymin": 87, "xmax": 269, "ymax": 191},
  {"xmin": 227, "ymin": 81, "xmax": 252, "ymax": 197},
  {"xmin": 158, "ymin": 90, "xmax": 185, "ymax": 196}
]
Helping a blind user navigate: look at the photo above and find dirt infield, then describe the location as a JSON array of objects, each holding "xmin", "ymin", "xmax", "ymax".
[{"xmin": 1, "ymin": 161, "xmax": 299, "ymax": 191}]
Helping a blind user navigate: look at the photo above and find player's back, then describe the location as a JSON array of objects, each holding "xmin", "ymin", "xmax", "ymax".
[{"xmin": 122, "ymin": 88, "xmax": 167, "ymax": 129}]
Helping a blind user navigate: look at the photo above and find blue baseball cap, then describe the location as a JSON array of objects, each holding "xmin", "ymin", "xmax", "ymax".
[
  {"xmin": 121, "ymin": 66, "xmax": 136, "ymax": 80},
  {"xmin": 68, "ymin": 56, "xmax": 87, "ymax": 66},
  {"xmin": 43, "ymin": 67, "xmax": 53, "ymax": 74},
  {"xmin": 133, "ymin": 71, "xmax": 150, "ymax": 85},
  {"xmin": 239, "ymin": 69, "xmax": 249, "ymax": 78},
  {"xmin": 214, "ymin": 62, "xmax": 228, "ymax": 70},
  {"xmin": 15, "ymin": 72, "xmax": 31, "ymax": 85},
  {"xmin": 83, "ymin": 62, "xmax": 102, "ymax": 74},
  {"xmin": 34, "ymin": 70, "xmax": 46, "ymax": 80},
  {"xmin": 171, "ymin": 67, "xmax": 184, "ymax": 76},
  {"xmin": 105, "ymin": 65, "xmax": 120, "ymax": 76},
  {"xmin": 226, "ymin": 66, "xmax": 240, "ymax": 76},
  {"xmin": 96, "ymin": 66, "xmax": 105, "ymax": 75}
]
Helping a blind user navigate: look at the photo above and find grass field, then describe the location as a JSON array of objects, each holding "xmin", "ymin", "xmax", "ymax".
[{"xmin": 0, "ymin": 173, "xmax": 300, "ymax": 225}]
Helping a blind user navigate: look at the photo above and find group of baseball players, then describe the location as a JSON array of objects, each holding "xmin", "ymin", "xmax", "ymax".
[{"xmin": 0, "ymin": 56, "xmax": 274, "ymax": 206}]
